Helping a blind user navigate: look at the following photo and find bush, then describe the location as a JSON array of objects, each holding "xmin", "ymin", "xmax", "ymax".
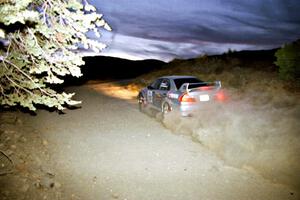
[{"xmin": 275, "ymin": 40, "xmax": 300, "ymax": 84}]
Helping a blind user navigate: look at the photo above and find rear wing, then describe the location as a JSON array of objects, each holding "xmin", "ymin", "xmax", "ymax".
[{"xmin": 180, "ymin": 81, "xmax": 222, "ymax": 93}]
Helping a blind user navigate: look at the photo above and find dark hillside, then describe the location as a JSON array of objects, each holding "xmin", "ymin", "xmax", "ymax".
[
  {"xmin": 172, "ymin": 48, "xmax": 278, "ymax": 72},
  {"xmin": 134, "ymin": 48, "xmax": 283, "ymax": 88},
  {"xmin": 83, "ymin": 56, "xmax": 166, "ymax": 80},
  {"xmin": 64, "ymin": 56, "xmax": 166, "ymax": 85}
]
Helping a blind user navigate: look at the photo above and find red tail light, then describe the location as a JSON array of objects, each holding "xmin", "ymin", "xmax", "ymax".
[
  {"xmin": 215, "ymin": 90, "xmax": 227, "ymax": 102},
  {"xmin": 179, "ymin": 93, "xmax": 196, "ymax": 103}
]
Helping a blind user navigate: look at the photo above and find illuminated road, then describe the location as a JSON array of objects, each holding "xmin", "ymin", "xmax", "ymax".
[{"xmin": 23, "ymin": 84, "xmax": 296, "ymax": 200}]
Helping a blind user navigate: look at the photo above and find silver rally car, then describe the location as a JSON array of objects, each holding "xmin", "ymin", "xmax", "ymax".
[{"xmin": 138, "ymin": 76, "xmax": 224, "ymax": 116}]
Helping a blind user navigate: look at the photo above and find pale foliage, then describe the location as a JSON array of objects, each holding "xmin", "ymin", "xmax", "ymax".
[{"xmin": 0, "ymin": 0, "xmax": 111, "ymax": 110}]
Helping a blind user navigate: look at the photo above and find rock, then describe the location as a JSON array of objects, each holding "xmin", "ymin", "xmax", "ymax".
[
  {"xmin": 4, "ymin": 137, "xmax": 11, "ymax": 143},
  {"xmin": 10, "ymin": 145, "xmax": 16, "ymax": 149},
  {"xmin": 16, "ymin": 119, "xmax": 23, "ymax": 125},
  {"xmin": 4, "ymin": 130, "xmax": 15, "ymax": 134},
  {"xmin": 41, "ymin": 166, "xmax": 55, "ymax": 177},
  {"xmin": 20, "ymin": 184, "xmax": 30, "ymax": 193},
  {"xmin": 5, "ymin": 150, "xmax": 14, "ymax": 156},
  {"xmin": 34, "ymin": 181, "xmax": 42, "ymax": 189},
  {"xmin": 71, "ymin": 194, "xmax": 79, "ymax": 199},
  {"xmin": 42, "ymin": 140, "xmax": 48, "ymax": 146},
  {"xmin": 54, "ymin": 181, "xmax": 61, "ymax": 189},
  {"xmin": 34, "ymin": 157, "xmax": 42, "ymax": 166},
  {"xmin": 210, "ymin": 165, "xmax": 219, "ymax": 172},
  {"xmin": 15, "ymin": 163, "xmax": 28, "ymax": 174},
  {"xmin": 112, "ymin": 193, "xmax": 119, "ymax": 199},
  {"xmin": 14, "ymin": 133, "xmax": 22, "ymax": 140},
  {"xmin": 93, "ymin": 176, "xmax": 97, "ymax": 183},
  {"xmin": 40, "ymin": 176, "xmax": 55, "ymax": 188},
  {"xmin": 19, "ymin": 137, "xmax": 27, "ymax": 143}
]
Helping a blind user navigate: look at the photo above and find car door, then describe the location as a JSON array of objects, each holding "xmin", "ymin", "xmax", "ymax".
[
  {"xmin": 153, "ymin": 78, "xmax": 170, "ymax": 108},
  {"xmin": 146, "ymin": 78, "xmax": 162, "ymax": 107}
]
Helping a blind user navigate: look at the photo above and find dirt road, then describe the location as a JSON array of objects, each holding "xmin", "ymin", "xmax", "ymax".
[{"xmin": 20, "ymin": 84, "xmax": 296, "ymax": 200}]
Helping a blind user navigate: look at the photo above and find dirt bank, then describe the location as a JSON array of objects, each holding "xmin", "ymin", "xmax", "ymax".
[
  {"xmin": 127, "ymin": 55, "xmax": 300, "ymax": 191},
  {"xmin": 0, "ymin": 84, "xmax": 298, "ymax": 199}
]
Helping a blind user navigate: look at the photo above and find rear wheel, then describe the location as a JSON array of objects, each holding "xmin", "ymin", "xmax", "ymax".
[
  {"xmin": 161, "ymin": 102, "xmax": 171, "ymax": 118},
  {"xmin": 155, "ymin": 102, "xmax": 172, "ymax": 121},
  {"xmin": 138, "ymin": 95, "xmax": 147, "ymax": 112}
]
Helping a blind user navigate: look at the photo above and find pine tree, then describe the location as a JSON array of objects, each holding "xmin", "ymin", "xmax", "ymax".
[{"xmin": 0, "ymin": 0, "xmax": 111, "ymax": 111}]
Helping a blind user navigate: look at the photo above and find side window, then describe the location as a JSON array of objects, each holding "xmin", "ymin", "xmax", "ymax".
[
  {"xmin": 159, "ymin": 79, "xmax": 170, "ymax": 91},
  {"xmin": 151, "ymin": 79, "xmax": 163, "ymax": 90},
  {"xmin": 181, "ymin": 84, "xmax": 187, "ymax": 91}
]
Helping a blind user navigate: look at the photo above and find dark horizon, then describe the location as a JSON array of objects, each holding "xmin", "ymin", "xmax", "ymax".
[
  {"xmin": 89, "ymin": 0, "xmax": 300, "ymax": 61},
  {"xmin": 64, "ymin": 47, "xmax": 279, "ymax": 86}
]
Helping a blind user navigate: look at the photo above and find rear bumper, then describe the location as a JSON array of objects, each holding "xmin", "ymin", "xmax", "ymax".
[
  {"xmin": 173, "ymin": 102, "xmax": 213, "ymax": 117},
  {"xmin": 180, "ymin": 104, "xmax": 200, "ymax": 117}
]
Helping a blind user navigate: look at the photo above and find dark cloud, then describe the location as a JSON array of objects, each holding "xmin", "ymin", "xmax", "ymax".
[{"xmin": 90, "ymin": 0, "xmax": 300, "ymax": 60}]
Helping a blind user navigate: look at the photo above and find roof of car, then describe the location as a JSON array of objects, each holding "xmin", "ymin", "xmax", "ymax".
[{"xmin": 160, "ymin": 75, "xmax": 198, "ymax": 80}]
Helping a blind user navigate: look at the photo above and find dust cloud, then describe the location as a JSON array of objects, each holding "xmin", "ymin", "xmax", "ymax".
[{"xmin": 163, "ymin": 88, "xmax": 300, "ymax": 191}]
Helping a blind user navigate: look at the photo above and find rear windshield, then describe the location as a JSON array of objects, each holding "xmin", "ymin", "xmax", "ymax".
[{"xmin": 173, "ymin": 78, "xmax": 204, "ymax": 89}]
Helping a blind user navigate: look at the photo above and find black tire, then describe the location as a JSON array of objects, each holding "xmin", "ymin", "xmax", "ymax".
[
  {"xmin": 161, "ymin": 102, "xmax": 171, "ymax": 120},
  {"xmin": 138, "ymin": 95, "xmax": 147, "ymax": 112},
  {"xmin": 162, "ymin": 102, "xmax": 171, "ymax": 114}
]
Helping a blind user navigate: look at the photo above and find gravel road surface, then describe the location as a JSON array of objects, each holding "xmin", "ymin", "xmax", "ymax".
[{"xmin": 21, "ymin": 83, "xmax": 296, "ymax": 200}]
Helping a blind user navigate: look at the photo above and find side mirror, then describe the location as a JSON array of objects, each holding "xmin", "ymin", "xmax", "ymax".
[{"xmin": 215, "ymin": 81, "xmax": 222, "ymax": 88}]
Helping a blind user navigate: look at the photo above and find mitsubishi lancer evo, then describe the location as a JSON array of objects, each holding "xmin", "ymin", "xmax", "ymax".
[{"xmin": 137, "ymin": 76, "xmax": 226, "ymax": 117}]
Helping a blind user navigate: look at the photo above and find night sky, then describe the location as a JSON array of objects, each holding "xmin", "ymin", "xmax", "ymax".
[{"xmin": 90, "ymin": 0, "xmax": 300, "ymax": 61}]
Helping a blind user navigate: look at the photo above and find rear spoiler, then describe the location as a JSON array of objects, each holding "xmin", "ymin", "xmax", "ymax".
[{"xmin": 180, "ymin": 81, "xmax": 222, "ymax": 93}]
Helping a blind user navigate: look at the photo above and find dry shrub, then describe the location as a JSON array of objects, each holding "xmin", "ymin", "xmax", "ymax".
[
  {"xmin": 133, "ymin": 54, "xmax": 300, "ymax": 190},
  {"xmin": 163, "ymin": 84, "xmax": 300, "ymax": 190}
]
